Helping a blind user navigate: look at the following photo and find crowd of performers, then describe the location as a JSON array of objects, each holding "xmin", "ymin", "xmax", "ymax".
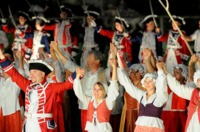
[{"xmin": 0, "ymin": 3, "xmax": 199, "ymax": 132}]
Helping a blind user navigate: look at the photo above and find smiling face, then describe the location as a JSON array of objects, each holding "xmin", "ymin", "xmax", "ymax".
[
  {"xmin": 93, "ymin": 83, "xmax": 106, "ymax": 100},
  {"xmin": 29, "ymin": 69, "xmax": 45, "ymax": 83},
  {"xmin": 143, "ymin": 77, "xmax": 156, "ymax": 92}
]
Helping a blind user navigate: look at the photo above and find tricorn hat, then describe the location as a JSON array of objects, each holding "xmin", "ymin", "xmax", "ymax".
[{"xmin": 28, "ymin": 59, "xmax": 53, "ymax": 75}]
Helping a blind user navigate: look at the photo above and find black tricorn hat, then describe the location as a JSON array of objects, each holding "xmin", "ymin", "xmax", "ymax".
[{"xmin": 28, "ymin": 59, "xmax": 53, "ymax": 75}]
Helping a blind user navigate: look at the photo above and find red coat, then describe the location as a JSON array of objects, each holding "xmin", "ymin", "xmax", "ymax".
[
  {"xmin": 44, "ymin": 21, "xmax": 78, "ymax": 54},
  {"xmin": 2, "ymin": 61, "xmax": 73, "ymax": 132},
  {"xmin": 2, "ymin": 24, "xmax": 33, "ymax": 51},
  {"xmin": 157, "ymin": 30, "xmax": 191, "ymax": 63},
  {"xmin": 98, "ymin": 28, "xmax": 132, "ymax": 61}
]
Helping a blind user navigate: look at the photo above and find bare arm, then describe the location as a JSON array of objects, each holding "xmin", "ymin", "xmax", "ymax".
[{"xmin": 50, "ymin": 41, "xmax": 68, "ymax": 64}]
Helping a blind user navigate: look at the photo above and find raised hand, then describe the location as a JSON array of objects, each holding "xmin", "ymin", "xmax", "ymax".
[
  {"xmin": 156, "ymin": 61, "xmax": 165, "ymax": 70},
  {"xmin": 50, "ymin": 41, "xmax": 59, "ymax": 52},
  {"xmin": 142, "ymin": 48, "xmax": 152, "ymax": 61},
  {"xmin": 76, "ymin": 67, "xmax": 85, "ymax": 79},
  {"xmin": 90, "ymin": 20, "xmax": 96, "ymax": 27},
  {"xmin": 0, "ymin": 18, "xmax": 6, "ymax": 24}
]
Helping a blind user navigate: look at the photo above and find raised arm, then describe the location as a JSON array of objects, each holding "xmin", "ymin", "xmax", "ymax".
[
  {"xmin": 73, "ymin": 68, "xmax": 91, "ymax": 105},
  {"xmin": 154, "ymin": 61, "xmax": 168, "ymax": 107},
  {"xmin": 50, "ymin": 41, "xmax": 78, "ymax": 72},
  {"xmin": 162, "ymin": 62, "xmax": 194, "ymax": 100},
  {"xmin": 106, "ymin": 53, "xmax": 119, "ymax": 110},
  {"xmin": 142, "ymin": 48, "xmax": 156, "ymax": 73},
  {"xmin": 0, "ymin": 49, "xmax": 30, "ymax": 91},
  {"xmin": 50, "ymin": 41, "xmax": 68, "ymax": 64}
]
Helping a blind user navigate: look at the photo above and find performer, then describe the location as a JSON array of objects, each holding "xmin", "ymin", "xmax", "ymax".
[
  {"xmin": 161, "ymin": 61, "xmax": 200, "ymax": 132},
  {"xmin": 184, "ymin": 19, "xmax": 200, "ymax": 58},
  {"xmin": 117, "ymin": 61, "xmax": 168, "ymax": 132},
  {"xmin": 73, "ymin": 52, "xmax": 119, "ymax": 132},
  {"xmin": 137, "ymin": 15, "xmax": 163, "ymax": 63},
  {"xmin": 80, "ymin": 5, "xmax": 109, "ymax": 68},
  {"xmin": 0, "ymin": 48, "xmax": 78, "ymax": 132},
  {"xmin": 25, "ymin": 16, "xmax": 51, "ymax": 60},
  {"xmin": 44, "ymin": 5, "xmax": 79, "ymax": 60},
  {"xmin": 156, "ymin": 15, "xmax": 191, "ymax": 74},
  {"xmin": 119, "ymin": 64, "xmax": 145, "ymax": 132},
  {"xmin": 161, "ymin": 64, "xmax": 189, "ymax": 132},
  {"xmin": 93, "ymin": 16, "xmax": 132, "ymax": 68},
  {"xmin": 1, "ymin": 11, "xmax": 33, "ymax": 60},
  {"xmin": 0, "ymin": 49, "xmax": 24, "ymax": 132},
  {"xmin": 119, "ymin": 47, "xmax": 156, "ymax": 132}
]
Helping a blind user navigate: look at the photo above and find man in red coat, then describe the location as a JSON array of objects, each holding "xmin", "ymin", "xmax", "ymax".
[{"xmin": 0, "ymin": 48, "xmax": 79, "ymax": 132}]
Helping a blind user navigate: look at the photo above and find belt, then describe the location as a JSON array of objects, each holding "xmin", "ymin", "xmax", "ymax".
[{"xmin": 24, "ymin": 112, "xmax": 53, "ymax": 118}]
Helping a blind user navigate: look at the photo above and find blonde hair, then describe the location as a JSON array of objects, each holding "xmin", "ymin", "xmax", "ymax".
[{"xmin": 95, "ymin": 82, "xmax": 107, "ymax": 98}]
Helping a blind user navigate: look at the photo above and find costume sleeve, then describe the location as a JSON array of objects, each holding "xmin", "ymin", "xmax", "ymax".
[
  {"xmin": 166, "ymin": 73, "xmax": 194, "ymax": 100},
  {"xmin": 2, "ymin": 25, "xmax": 15, "ymax": 33},
  {"xmin": 51, "ymin": 80, "xmax": 73, "ymax": 94},
  {"xmin": 63, "ymin": 59, "xmax": 78, "ymax": 72},
  {"xmin": 53, "ymin": 60, "xmax": 65, "ymax": 82},
  {"xmin": 44, "ymin": 23, "xmax": 56, "ymax": 30},
  {"xmin": 73, "ymin": 78, "xmax": 91, "ymax": 105},
  {"xmin": 157, "ymin": 31, "xmax": 169, "ymax": 42},
  {"xmin": 106, "ymin": 80, "xmax": 119, "ymax": 110},
  {"xmin": 117, "ymin": 68, "xmax": 144, "ymax": 101},
  {"xmin": 98, "ymin": 28, "xmax": 114, "ymax": 40},
  {"xmin": 154, "ymin": 70, "xmax": 168, "ymax": 107},
  {"xmin": 0, "ymin": 58, "xmax": 30, "ymax": 91}
]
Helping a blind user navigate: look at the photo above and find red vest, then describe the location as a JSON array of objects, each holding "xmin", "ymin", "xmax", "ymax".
[
  {"xmin": 185, "ymin": 88, "xmax": 200, "ymax": 131},
  {"xmin": 87, "ymin": 100, "xmax": 111, "ymax": 123}
]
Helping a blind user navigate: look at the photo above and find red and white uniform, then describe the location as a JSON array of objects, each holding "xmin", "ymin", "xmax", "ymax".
[
  {"xmin": 0, "ymin": 58, "xmax": 74, "ymax": 132},
  {"xmin": 157, "ymin": 30, "xmax": 191, "ymax": 74},
  {"xmin": 97, "ymin": 28, "xmax": 132, "ymax": 68},
  {"xmin": 2, "ymin": 24, "xmax": 33, "ymax": 58},
  {"xmin": 44, "ymin": 20, "xmax": 78, "ymax": 59},
  {"xmin": 166, "ymin": 73, "xmax": 200, "ymax": 132}
]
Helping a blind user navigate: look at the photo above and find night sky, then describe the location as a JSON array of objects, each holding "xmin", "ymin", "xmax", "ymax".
[{"xmin": 0, "ymin": 0, "xmax": 200, "ymax": 16}]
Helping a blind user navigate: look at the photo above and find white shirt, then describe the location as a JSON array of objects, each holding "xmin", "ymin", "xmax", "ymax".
[{"xmin": 0, "ymin": 77, "xmax": 20, "ymax": 116}]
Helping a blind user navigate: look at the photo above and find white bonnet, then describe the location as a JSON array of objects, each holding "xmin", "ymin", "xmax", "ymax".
[
  {"xmin": 141, "ymin": 72, "xmax": 157, "ymax": 86},
  {"xmin": 173, "ymin": 64, "xmax": 188, "ymax": 79},
  {"xmin": 128, "ymin": 64, "xmax": 145, "ymax": 76}
]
